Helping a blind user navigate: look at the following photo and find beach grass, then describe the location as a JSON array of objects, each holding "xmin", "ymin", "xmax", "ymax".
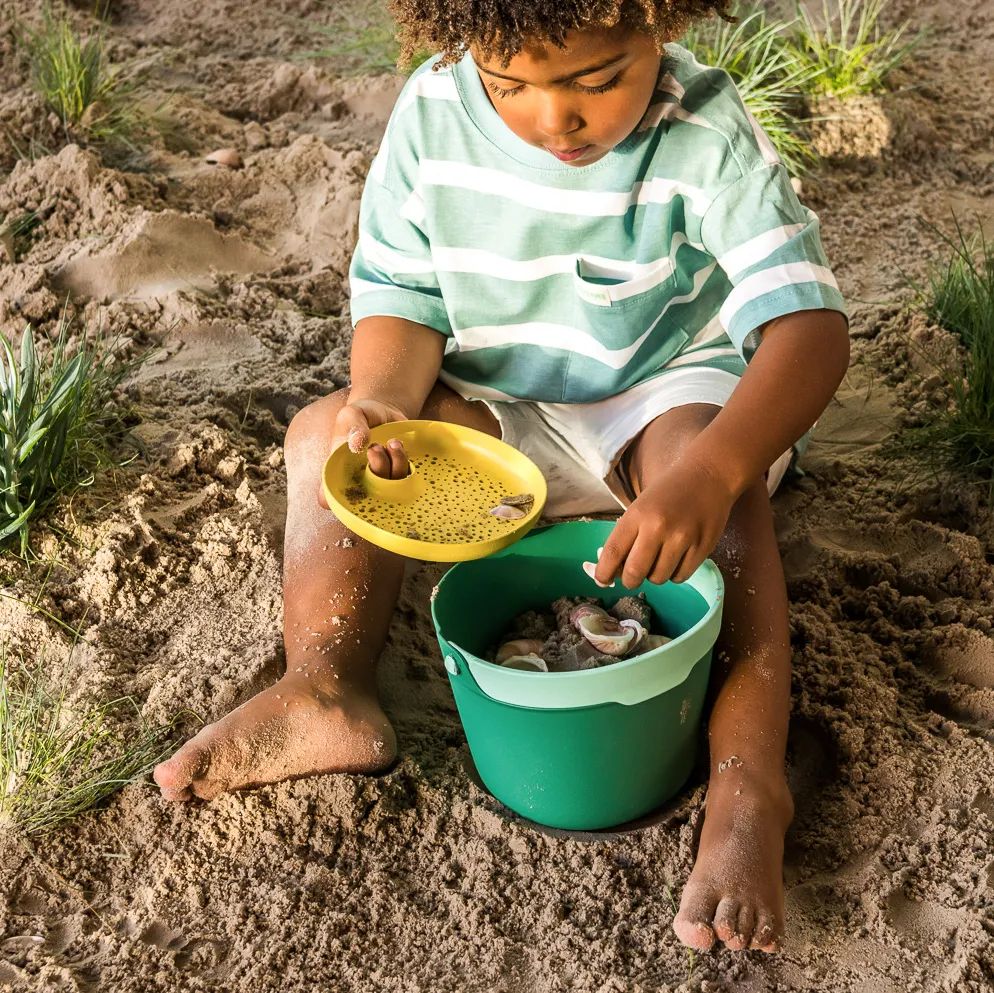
[
  {"xmin": 788, "ymin": 0, "xmax": 923, "ymax": 99},
  {"xmin": 15, "ymin": 5, "xmax": 147, "ymax": 150},
  {"xmin": 893, "ymin": 219, "xmax": 994, "ymax": 484},
  {"xmin": 0, "ymin": 641, "xmax": 180, "ymax": 837},
  {"xmin": 301, "ymin": 21, "xmax": 432, "ymax": 76},
  {"xmin": 0, "ymin": 314, "xmax": 147, "ymax": 557},
  {"xmin": 685, "ymin": 5, "xmax": 818, "ymax": 175}
]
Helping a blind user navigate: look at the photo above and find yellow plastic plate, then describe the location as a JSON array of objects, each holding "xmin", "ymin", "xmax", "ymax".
[{"xmin": 322, "ymin": 420, "xmax": 548, "ymax": 562}]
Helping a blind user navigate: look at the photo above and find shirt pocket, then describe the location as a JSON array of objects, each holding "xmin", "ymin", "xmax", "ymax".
[{"xmin": 566, "ymin": 256, "xmax": 689, "ymax": 402}]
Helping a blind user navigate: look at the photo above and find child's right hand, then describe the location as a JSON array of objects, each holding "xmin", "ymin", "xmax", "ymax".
[{"xmin": 333, "ymin": 397, "xmax": 411, "ymax": 479}]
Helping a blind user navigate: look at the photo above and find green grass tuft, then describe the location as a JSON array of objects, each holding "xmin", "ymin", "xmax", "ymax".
[
  {"xmin": 15, "ymin": 5, "xmax": 146, "ymax": 149},
  {"xmin": 788, "ymin": 0, "xmax": 922, "ymax": 100},
  {"xmin": 302, "ymin": 22, "xmax": 432, "ymax": 76},
  {"xmin": 685, "ymin": 6, "xmax": 818, "ymax": 176},
  {"xmin": 0, "ymin": 640, "xmax": 181, "ymax": 837},
  {"xmin": 895, "ymin": 218, "xmax": 994, "ymax": 484},
  {"xmin": 0, "ymin": 313, "xmax": 147, "ymax": 557}
]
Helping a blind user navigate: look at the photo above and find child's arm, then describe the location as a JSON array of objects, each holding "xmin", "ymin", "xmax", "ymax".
[
  {"xmin": 594, "ymin": 309, "xmax": 850, "ymax": 588},
  {"xmin": 332, "ymin": 316, "xmax": 445, "ymax": 473}
]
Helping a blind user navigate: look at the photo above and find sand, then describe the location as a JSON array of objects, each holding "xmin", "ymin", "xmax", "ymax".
[{"xmin": 1, "ymin": 0, "xmax": 994, "ymax": 989}]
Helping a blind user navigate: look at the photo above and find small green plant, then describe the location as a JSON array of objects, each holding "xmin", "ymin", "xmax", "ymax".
[
  {"xmin": 16, "ymin": 5, "xmax": 145, "ymax": 148},
  {"xmin": 896, "ymin": 219, "xmax": 994, "ymax": 483},
  {"xmin": 0, "ymin": 211, "xmax": 41, "ymax": 264},
  {"xmin": 302, "ymin": 22, "xmax": 432, "ymax": 76},
  {"xmin": 0, "ymin": 316, "xmax": 144, "ymax": 556},
  {"xmin": 916, "ymin": 223, "xmax": 994, "ymax": 351},
  {"xmin": 685, "ymin": 6, "xmax": 817, "ymax": 175},
  {"xmin": 788, "ymin": 0, "xmax": 922, "ymax": 100},
  {"xmin": 0, "ymin": 641, "xmax": 179, "ymax": 836}
]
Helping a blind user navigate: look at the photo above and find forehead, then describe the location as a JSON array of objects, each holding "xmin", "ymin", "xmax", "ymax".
[{"xmin": 474, "ymin": 22, "xmax": 646, "ymax": 82}]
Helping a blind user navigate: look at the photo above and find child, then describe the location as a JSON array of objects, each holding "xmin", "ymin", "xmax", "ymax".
[{"xmin": 154, "ymin": 0, "xmax": 850, "ymax": 954}]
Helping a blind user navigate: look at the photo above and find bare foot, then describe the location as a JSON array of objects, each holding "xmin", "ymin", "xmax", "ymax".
[
  {"xmin": 153, "ymin": 674, "xmax": 397, "ymax": 802},
  {"xmin": 673, "ymin": 773, "xmax": 793, "ymax": 953}
]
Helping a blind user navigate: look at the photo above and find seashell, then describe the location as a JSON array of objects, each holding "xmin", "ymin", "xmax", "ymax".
[
  {"xmin": 205, "ymin": 147, "xmax": 243, "ymax": 168},
  {"xmin": 499, "ymin": 654, "xmax": 548, "ymax": 672},
  {"xmin": 631, "ymin": 634, "xmax": 673, "ymax": 656},
  {"xmin": 582, "ymin": 546, "xmax": 615, "ymax": 588},
  {"xmin": 571, "ymin": 606, "xmax": 636, "ymax": 657},
  {"xmin": 495, "ymin": 639, "xmax": 545, "ymax": 663},
  {"xmin": 500, "ymin": 493, "xmax": 534, "ymax": 507},
  {"xmin": 490, "ymin": 504, "xmax": 526, "ymax": 519},
  {"xmin": 619, "ymin": 618, "xmax": 647, "ymax": 650},
  {"xmin": 568, "ymin": 602, "xmax": 610, "ymax": 628}
]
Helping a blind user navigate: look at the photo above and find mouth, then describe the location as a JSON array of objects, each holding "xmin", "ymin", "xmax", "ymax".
[{"xmin": 546, "ymin": 144, "xmax": 592, "ymax": 162}]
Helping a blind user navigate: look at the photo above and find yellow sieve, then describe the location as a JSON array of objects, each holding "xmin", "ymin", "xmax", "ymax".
[{"xmin": 321, "ymin": 420, "xmax": 547, "ymax": 562}]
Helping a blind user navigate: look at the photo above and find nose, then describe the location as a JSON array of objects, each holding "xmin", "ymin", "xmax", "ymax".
[{"xmin": 535, "ymin": 91, "xmax": 582, "ymax": 139}]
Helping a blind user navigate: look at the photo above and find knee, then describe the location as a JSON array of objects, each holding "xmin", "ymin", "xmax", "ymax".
[{"xmin": 284, "ymin": 388, "xmax": 350, "ymax": 476}]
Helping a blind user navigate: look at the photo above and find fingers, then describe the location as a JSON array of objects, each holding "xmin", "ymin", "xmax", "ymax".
[
  {"xmin": 333, "ymin": 404, "xmax": 372, "ymax": 453},
  {"xmin": 622, "ymin": 528, "xmax": 669, "ymax": 589},
  {"xmin": 647, "ymin": 539, "xmax": 696, "ymax": 586},
  {"xmin": 386, "ymin": 438, "xmax": 410, "ymax": 478},
  {"xmin": 602, "ymin": 518, "xmax": 701, "ymax": 589},
  {"xmin": 594, "ymin": 516, "xmax": 637, "ymax": 586},
  {"xmin": 367, "ymin": 439, "xmax": 410, "ymax": 479}
]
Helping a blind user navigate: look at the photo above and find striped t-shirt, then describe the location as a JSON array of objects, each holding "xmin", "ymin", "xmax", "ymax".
[{"xmin": 349, "ymin": 45, "xmax": 847, "ymax": 404}]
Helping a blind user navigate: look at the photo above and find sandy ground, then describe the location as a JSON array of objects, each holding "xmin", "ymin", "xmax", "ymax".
[{"xmin": 1, "ymin": 0, "xmax": 994, "ymax": 990}]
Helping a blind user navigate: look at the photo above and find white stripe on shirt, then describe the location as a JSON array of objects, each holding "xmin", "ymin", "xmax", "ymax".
[
  {"xmin": 717, "ymin": 223, "xmax": 807, "ymax": 279},
  {"xmin": 419, "ymin": 159, "xmax": 712, "ymax": 217},
  {"xmin": 719, "ymin": 262, "xmax": 839, "ymax": 329},
  {"xmin": 359, "ymin": 231, "xmax": 435, "ymax": 275},
  {"xmin": 394, "ymin": 69, "xmax": 459, "ymax": 117},
  {"xmin": 453, "ymin": 264, "xmax": 715, "ymax": 370},
  {"xmin": 639, "ymin": 99, "xmax": 717, "ymax": 133},
  {"xmin": 430, "ymin": 232, "xmax": 699, "ymax": 288},
  {"xmin": 743, "ymin": 106, "xmax": 781, "ymax": 167}
]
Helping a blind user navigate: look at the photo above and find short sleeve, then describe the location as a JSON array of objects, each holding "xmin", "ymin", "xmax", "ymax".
[
  {"xmin": 700, "ymin": 165, "xmax": 847, "ymax": 353},
  {"xmin": 348, "ymin": 139, "xmax": 451, "ymax": 335}
]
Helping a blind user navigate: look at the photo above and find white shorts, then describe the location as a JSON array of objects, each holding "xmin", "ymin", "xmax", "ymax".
[{"xmin": 475, "ymin": 367, "xmax": 793, "ymax": 518}]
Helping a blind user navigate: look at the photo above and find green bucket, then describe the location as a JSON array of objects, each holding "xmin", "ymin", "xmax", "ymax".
[{"xmin": 431, "ymin": 520, "xmax": 724, "ymax": 831}]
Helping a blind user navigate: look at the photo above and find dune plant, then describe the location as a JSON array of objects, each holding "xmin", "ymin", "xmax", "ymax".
[
  {"xmin": 16, "ymin": 5, "xmax": 144, "ymax": 149},
  {"xmin": 685, "ymin": 6, "xmax": 817, "ymax": 175},
  {"xmin": 896, "ymin": 220, "xmax": 994, "ymax": 483},
  {"xmin": 0, "ymin": 642, "xmax": 179, "ymax": 837},
  {"xmin": 788, "ymin": 0, "xmax": 922, "ymax": 100},
  {"xmin": 0, "ymin": 318, "xmax": 142, "ymax": 556},
  {"xmin": 302, "ymin": 17, "xmax": 432, "ymax": 76}
]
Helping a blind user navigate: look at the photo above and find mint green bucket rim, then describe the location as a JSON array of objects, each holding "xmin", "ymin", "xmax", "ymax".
[{"xmin": 433, "ymin": 526, "xmax": 724, "ymax": 710}]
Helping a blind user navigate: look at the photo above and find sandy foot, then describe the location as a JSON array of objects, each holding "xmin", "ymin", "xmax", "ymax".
[
  {"xmin": 153, "ymin": 675, "xmax": 397, "ymax": 801},
  {"xmin": 673, "ymin": 777, "xmax": 793, "ymax": 953}
]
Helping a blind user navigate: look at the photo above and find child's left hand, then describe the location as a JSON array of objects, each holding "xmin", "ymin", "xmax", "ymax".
[{"xmin": 594, "ymin": 457, "xmax": 737, "ymax": 588}]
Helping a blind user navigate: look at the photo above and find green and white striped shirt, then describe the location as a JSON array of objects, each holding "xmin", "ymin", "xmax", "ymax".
[{"xmin": 350, "ymin": 45, "xmax": 847, "ymax": 404}]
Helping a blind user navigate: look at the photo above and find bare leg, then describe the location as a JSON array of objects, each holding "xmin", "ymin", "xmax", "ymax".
[
  {"xmin": 154, "ymin": 384, "xmax": 499, "ymax": 801},
  {"xmin": 622, "ymin": 405, "xmax": 793, "ymax": 953}
]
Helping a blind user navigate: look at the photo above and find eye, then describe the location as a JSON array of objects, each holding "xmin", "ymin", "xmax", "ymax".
[
  {"xmin": 486, "ymin": 80, "xmax": 524, "ymax": 99},
  {"xmin": 575, "ymin": 73, "xmax": 623, "ymax": 95}
]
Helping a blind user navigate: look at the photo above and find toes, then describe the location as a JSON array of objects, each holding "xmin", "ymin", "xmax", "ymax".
[
  {"xmin": 153, "ymin": 742, "xmax": 213, "ymax": 802},
  {"xmin": 750, "ymin": 911, "xmax": 782, "ymax": 952},
  {"xmin": 673, "ymin": 885, "xmax": 719, "ymax": 951},
  {"xmin": 713, "ymin": 896, "xmax": 741, "ymax": 946}
]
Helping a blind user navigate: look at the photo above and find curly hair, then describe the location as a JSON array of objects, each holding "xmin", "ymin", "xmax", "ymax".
[{"xmin": 389, "ymin": 0, "xmax": 733, "ymax": 69}]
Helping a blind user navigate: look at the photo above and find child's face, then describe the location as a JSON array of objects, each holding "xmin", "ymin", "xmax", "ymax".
[{"xmin": 473, "ymin": 24, "xmax": 663, "ymax": 167}]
